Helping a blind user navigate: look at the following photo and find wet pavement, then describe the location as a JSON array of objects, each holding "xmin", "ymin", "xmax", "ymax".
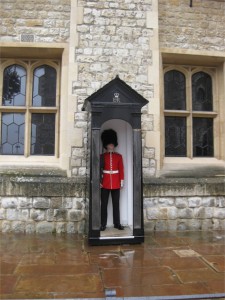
[{"xmin": 0, "ymin": 231, "xmax": 225, "ymax": 299}]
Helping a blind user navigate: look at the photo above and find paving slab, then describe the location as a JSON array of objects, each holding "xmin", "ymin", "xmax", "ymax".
[{"xmin": 0, "ymin": 231, "xmax": 225, "ymax": 299}]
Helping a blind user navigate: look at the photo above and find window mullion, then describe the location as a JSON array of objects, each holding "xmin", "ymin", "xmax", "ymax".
[
  {"xmin": 55, "ymin": 111, "xmax": 59, "ymax": 158},
  {"xmin": 187, "ymin": 113, "xmax": 193, "ymax": 159},
  {"xmin": 0, "ymin": 113, "xmax": 2, "ymax": 149},
  {"xmin": 24, "ymin": 63, "xmax": 32, "ymax": 157},
  {"xmin": 187, "ymin": 70, "xmax": 192, "ymax": 158}
]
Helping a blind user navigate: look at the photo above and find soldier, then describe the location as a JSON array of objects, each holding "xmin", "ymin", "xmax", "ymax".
[{"xmin": 100, "ymin": 129, "xmax": 124, "ymax": 231}]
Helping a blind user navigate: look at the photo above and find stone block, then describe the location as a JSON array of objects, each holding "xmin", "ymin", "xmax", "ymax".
[
  {"xmin": 168, "ymin": 220, "xmax": 178, "ymax": 231},
  {"xmin": 146, "ymin": 207, "xmax": 159, "ymax": 220},
  {"xmin": 71, "ymin": 158, "xmax": 82, "ymax": 167},
  {"xmin": 188, "ymin": 220, "xmax": 201, "ymax": 230},
  {"xmin": 155, "ymin": 220, "xmax": 167, "ymax": 231},
  {"xmin": 78, "ymin": 219, "xmax": 86, "ymax": 233},
  {"xmin": 36, "ymin": 222, "xmax": 54, "ymax": 234},
  {"xmin": 72, "ymin": 147, "xmax": 85, "ymax": 157},
  {"xmin": 143, "ymin": 167, "xmax": 155, "ymax": 177},
  {"xmin": 26, "ymin": 222, "xmax": 36, "ymax": 234},
  {"xmin": 46, "ymin": 209, "xmax": 54, "ymax": 221},
  {"xmin": 62, "ymin": 198, "xmax": 73, "ymax": 209},
  {"xmin": 2, "ymin": 197, "xmax": 18, "ymax": 209},
  {"xmin": 150, "ymin": 159, "xmax": 156, "ymax": 168},
  {"xmin": 12, "ymin": 221, "xmax": 25, "ymax": 233},
  {"xmin": 216, "ymin": 197, "xmax": 225, "ymax": 208},
  {"xmin": 31, "ymin": 209, "xmax": 45, "ymax": 221},
  {"xmin": 167, "ymin": 207, "xmax": 178, "ymax": 220},
  {"xmin": 144, "ymin": 198, "xmax": 158, "ymax": 208},
  {"xmin": 18, "ymin": 197, "xmax": 32, "ymax": 208},
  {"xmin": 0, "ymin": 208, "xmax": 5, "ymax": 220},
  {"xmin": 6, "ymin": 209, "xmax": 18, "ymax": 220},
  {"xmin": 219, "ymin": 220, "xmax": 225, "ymax": 230},
  {"xmin": 177, "ymin": 221, "xmax": 188, "ymax": 231},
  {"xmin": 158, "ymin": 197, "xmax": 174, "ymax": 206},
  {"xmin": 73, "ymin": 198, "xmax": 85, "ymax": 209},
  {"xmin": 213, "ymin": 208, "xmax": 225, "ymax": 219},
  {"xmin": 19, "ymin": 209, "xmax": 29, "ymax": 221},
  {"xmin": 144, "ymin": 221, "xmax": 155, "ymax": 232},
  {"xmin": 67, "ymin": 222, "xmax": 78, "ymax": 234},
  {"xmin": 158, "ymin": 208, "xmax": 168, "ymax": 219},
  {"xmin": 2, "ymin": 221, "xmax": 11, "ymax": 233},
  {"xmin": 33, "ymin": 198, "xmax": 50, "ymax": 209},
  {"xmin": 72, "ymin": 168, "xmax": 78, "ymax": 176},
  {"xmin": 202, "ymin": 219, "xmax": 213, "ymax": 230},
  {"xmin": 201, "ymin": 197, "xmax": 216, "ymax": 207},
  {"xmin": 50, "ymin": 197, "xmax": 62, "ymax": 209},
  {"xmin": 54, "ymin": 209, "xmax": 68, "ymax": 221},
  {"xmin": 142, "ymin": 158, "xmax": 150, "ymax": 167},
  {"xmin": 175, "ymin": 197, "xmax": 187, "ymax": 208},
  {"xmin": 194, "ymin": 207, "xmax": 213, "ymax": 219},
  {"xmin": 79, "ymin": 167, "xmax": 86, "ymax": 176},
  {"xmin": 178, "ymin": 208, "xmax": 193, "ymax": 219},
  {"xmin": 69, "ymin": 210, "xmax": 84, "ymax": 221},
  {"xmin": 188, "ymin": 197, "xmax": 201, "ymax": 208},
  {"xmin": 142, "ymin": 119, "xmax": 153, "ymax": 131},
  {"xmin": 56, "ymin": 222, "xmax": 66, "ymax": 234},
  {"xmin": 212, "ymin": 219, "xmax": 221, "ymax": 230}
]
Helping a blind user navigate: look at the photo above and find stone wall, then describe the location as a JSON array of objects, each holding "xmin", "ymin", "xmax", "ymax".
[
  {"xmin": 0, "ymin": 196, "xmax": 86, "ymax": 234},
  {"xmin": 0, "ymin": 175, "xmax": 224, "ymax": 233},
  {"xmin": 159, "ymin": 0, "xmax": 225, "ymax": 51},
  {"xmin": 0, "ymin": 0, "xmax": 71, "ymax": 42},
  {"xmin": 144, "ymin": 178, "xmax": 225, "ymax": 231},
  {"xmin": 144, "ymin": 196, "xmax": 225, "ymax": 232},
  {"xmin": 0, "ymin": 175, "xmax": 87, "ymax": 234},
  {"xmin": 71, "ymin": 0, "xmax": 156, "ymax": 177}
]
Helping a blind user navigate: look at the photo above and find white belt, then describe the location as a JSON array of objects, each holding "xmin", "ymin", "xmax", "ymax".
[{"xmin": 103, "ymin": 170, "xmax": 119, "ymax": 174}]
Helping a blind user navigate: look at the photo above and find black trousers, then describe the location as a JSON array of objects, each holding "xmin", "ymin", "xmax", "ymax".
[{"xmin": 101, "ymin": 188, "xmax": 120, "ymax": 227}]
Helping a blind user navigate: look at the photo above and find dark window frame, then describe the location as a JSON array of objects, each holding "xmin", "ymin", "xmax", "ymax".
[
  {"xmin": 164, "ymin": 67, "xmax": 216, "ymax": 158},
  {"xmin": 0, "ymin": 60, "xmax": 59, "ymax": 157}
]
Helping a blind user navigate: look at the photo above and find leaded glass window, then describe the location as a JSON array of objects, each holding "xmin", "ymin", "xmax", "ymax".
[
  {"xmin": 31, "ymin": 114, "xmax": 55, "ymax": 155},
  {"xmin": 1, "ymin": 113, "xmax": 25, "ymax": 155},
  {"xmin": 3, "ymin": 65, "xmax": 26, "ymax": 106},
  {"xmin": 32, "ymin": 65, "xmax": 56, "ymax": 107},
  {"xmin": 164, "ymin": 70, "xmax": 186, "ymax": 110},
  {"xmin": 165, "ymin": 117, "xmax": 186, "ymax": 157},
  {"xmin": 192, "ymin": 72, "xmax": 213, "ymax": 111},
  {"xmin": 0, "ymin": 61, "xmax": 59, "ymax": 157},
  {"xmin": 193, "ymin": 118, "xmax": 213, "ymax": 157},
  {"xmin": 164, "ymin": 66, "xmax": 216, "ymax": 158}
]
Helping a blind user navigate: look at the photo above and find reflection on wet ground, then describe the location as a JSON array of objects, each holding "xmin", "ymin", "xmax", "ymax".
[{"xmin": 0, "ymin": 231, "xmax": 225, "ymax": 299}]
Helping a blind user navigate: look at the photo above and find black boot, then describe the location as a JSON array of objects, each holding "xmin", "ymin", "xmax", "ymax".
[
  {"xmin": 100, "ymin": 225, "xmax": 106, "ymax": 231},
  {"xmin": 114, "ymin": 224, "xmax": 124, "ymax": 230}
]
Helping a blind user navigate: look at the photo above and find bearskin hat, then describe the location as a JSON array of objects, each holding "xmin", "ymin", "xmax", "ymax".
[{"xmin": 101, "ymin": 129, "xmax": 118, "ymax": 149}]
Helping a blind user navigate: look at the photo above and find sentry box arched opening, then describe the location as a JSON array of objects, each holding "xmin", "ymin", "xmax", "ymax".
[{"xmin": 82, "ymin": 76, "xmax": 148, "ymax": 246}]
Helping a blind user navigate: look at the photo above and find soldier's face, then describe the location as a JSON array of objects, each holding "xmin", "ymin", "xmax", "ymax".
[{"xmin": 106, "ymin": 144, "xmax": 114, "ymax": 152}]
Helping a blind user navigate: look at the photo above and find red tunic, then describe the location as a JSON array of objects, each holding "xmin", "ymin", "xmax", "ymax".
[{"xmin": 101, "ymin": 152, "xmax": 124, "ymax": 190}]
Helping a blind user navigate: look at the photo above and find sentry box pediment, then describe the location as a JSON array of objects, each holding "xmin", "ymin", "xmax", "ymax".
[{"xmin": 83, "ymin": 75, "xmax": 148, "ymax": 110}]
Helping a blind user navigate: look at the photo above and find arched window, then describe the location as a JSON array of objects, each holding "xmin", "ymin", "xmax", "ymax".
[
  {"xmin": 164, "ymin": 70, "xmax": 186, "ymax": 110},
  {"xmin": 1, "ymin": 65, "xmax": 26, "ymax": 154},
  {"xmin": 31, "ymin": 65, "xmax": 57, "ymax": 155},
  {"xmin": 0, "ymin": 61, "xmax": 59, "ymax": 157},
  {"xmin": 32, "ymin": 65, "xmax": 56, "ymax": 107},
  {"xmin": 3, "ymin": 64, "xmax": 26, "ymax": 106},
  {"xmin": 164, "ymin": 67, "xmax": 215, "ymax": 158},
  {"xmin": 192, "ymin": 72, "xmax": 213, "ymax": 111}
]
